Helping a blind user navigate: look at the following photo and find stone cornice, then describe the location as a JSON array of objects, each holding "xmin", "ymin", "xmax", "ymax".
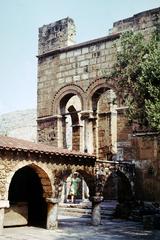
[
  {"xmin": 37, "ymin": 33, "xmax": 120, "ymax": 59},
  {"xmin": 37, "ymin": 115, "xmax": 62, "ymax": 123}
]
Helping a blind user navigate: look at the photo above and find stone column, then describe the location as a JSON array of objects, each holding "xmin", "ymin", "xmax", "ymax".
[
  {"xmin": 56, "ymin": 115, "xmax": 63, "ymax": 148},
  {"xmin": 81, "ymin": 111, "xmax": 94, "ymax": 153},
  {"xmin": 46, "ymin": 198, "xmax": 58, "ymax": 230},
  {"xmin": 62, "ymin": 115, "xmax": 67, "ymax": 148},
  {"xmin": 0, "ymin": 200, "xmax": 9, "ymax": 235},
  {"xmin": 91, "ymin": 196, "xmax": 103, "ymax": 226},
  {"xmin": 107, "ymin": 89, "xmax": 117, "ymax": 155},
  {"xmin": 82, "ymin": 177, "xmax": 85, "ymax": 202}
]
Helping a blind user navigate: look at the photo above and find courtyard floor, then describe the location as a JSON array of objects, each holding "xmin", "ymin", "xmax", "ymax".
[{"xmin": 1, "ymin": 215, "xmax": 160, "ymax": 240}]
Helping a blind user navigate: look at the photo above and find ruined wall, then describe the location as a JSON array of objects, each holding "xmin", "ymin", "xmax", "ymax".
[
  {"xmin": 37, "ymin": 8, "xmax": 160, "ymax": 201},
  {"xmin": 38, "ymin": 17, "xmax": 76, "ymax": 55},
  {"xmin": 111, "ymin": 7, "xmax": 160, "ymax": 34},
  {"xmin": 37, "ymin": 37, "xmax": 117, "ymax": 118},
  {"xmin": 131, "ymin": 135, "xmax": 160, "ymax": 201}
]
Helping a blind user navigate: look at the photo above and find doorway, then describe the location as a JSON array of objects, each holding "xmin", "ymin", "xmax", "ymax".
[{"xmin": 7, "ymin": 166, "xmax": 47, "ymax": 228}]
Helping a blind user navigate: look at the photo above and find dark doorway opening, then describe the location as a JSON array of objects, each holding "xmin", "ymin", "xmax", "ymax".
[
  {"xmin": 8, "ymin": 166, "xmax": 47, "ymax": 228},
  {"xmin": 103, "ymin": 171, "xmax": 132, "ymax": 203}
]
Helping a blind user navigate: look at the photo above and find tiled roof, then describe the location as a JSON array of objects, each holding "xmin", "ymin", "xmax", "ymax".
[{"xmin": 0, "ymin": 135, "xmax": 96, "ymax": 159}]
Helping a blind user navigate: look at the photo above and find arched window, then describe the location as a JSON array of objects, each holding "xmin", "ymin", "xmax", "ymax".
[{"xmin": 60, "ymin": 95, "xmax": 83, "ymax": 151}]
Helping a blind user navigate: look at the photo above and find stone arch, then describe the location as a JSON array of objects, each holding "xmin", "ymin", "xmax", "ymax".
[
  {"xmin": 5, "ymin": 162, "xmax": 53, "ymax": 227},
  {"xmin": 67, "ymin": 105, "xmax": 80, "ymax": 151},
  {"xmin": 52, "ymin": 84, "xmax": 86, "ymax": 115},
  {"xmin": 52, "ymin": 84, "xmax": 86, "ymax": 150},
  {"xmin": 6, "ymin": 162, "xmax": 53, "ymax": 200},
  {"xmin": 53, "ymin": 167, "xmax": 94, "ymax": 201},
  {"xmin": 103, "ymin": 170, "xmax": 133, "ymax": 203},
  {"xmin": 86, "ymin": 78, "xmax": 118, "ymax": 111},
  {"xmin": 75, "ymin": 169, "xmax": 95, "ymax": 198},
  {"xmin": 86, "ymin": 78, "xmax": 118, "ymax": 160}
]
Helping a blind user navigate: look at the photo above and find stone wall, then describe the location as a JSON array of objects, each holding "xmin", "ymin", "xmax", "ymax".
[
  {"xmin": 37, "ymin": 36, "xmax": 117, "ymax": 118},
  {"xmin": 37, "ymin": 7, "xmax": 160, "ymax": 201},
  {"xmin": 38, "ymin": 17, "xmax": 76, "ymax": 55},
  {"xmin": 37, "ymin": 7, "xmax": 160, "ymax": 118},
  {"xmin": 111, "ymin": 7, "xmax": 160, "ymax": 34},
  {"xmin": 132, "ymin": 135, "xmax": 160, "ymax": 201}
]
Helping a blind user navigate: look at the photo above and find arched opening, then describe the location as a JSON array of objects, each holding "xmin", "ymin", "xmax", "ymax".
[
  {"xmin": 5, "ymin": 166, "xmax": 49, "ymax": 228},
  {"xmin": 60, "ymin": 171, "xmax": 92, "ymax": 205},
  {"xmin": 57, "ymin": 170, "xmax": 95, "ymax": 223},
  {"xmin": 91, "ymin": 87, "xmax": 117, "ymax": 160},
  {"xmin": 61, "ymin": 95, "xmax": 84, "ymax": 151},
  {"xmin": 103, "ymin": 171, "xmax": 133, "ymax": 203}
]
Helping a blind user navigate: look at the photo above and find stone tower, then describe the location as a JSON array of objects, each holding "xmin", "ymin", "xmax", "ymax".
[
  {"xmin": 37, "ymin": 7, "xmax": 160, "ymax": 161},
  {"xmin": 37, "ymin": 8, "xmax": 160, "ymax": 201},
  {"xmin": 38, "ymin": 17, "xmax": 76, "ymax": 55}
]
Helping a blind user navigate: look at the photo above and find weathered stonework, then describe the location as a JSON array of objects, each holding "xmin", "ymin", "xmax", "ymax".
[
  {"xmin": 38, "ymin": 17, "xmax": 76, "ymax": 55},
  {"xmin": 37, "ymin": 7, "xmax": 160, "ymax": 202},
  {"xmin": 0, "ymin": 136, "xmax": 96, "ymax": 230},
  {"xmin": 1, "ymin": 8, "xmax": 160, "ymax": 234},
  {"xmin": 0, "ymin": 135, "xmax": 135, "ymax": 231}
]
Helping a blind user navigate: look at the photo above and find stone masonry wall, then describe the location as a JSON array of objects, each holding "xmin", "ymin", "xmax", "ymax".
[
  {"xmin": 37, "ymin": 37, "xmax": 117, "ymax": 117},
  {"xmin": 38, "ymin": 17, "xmax": 76, "ymax": 55},
  {"xmin": 111, "ymin": 7, "xmax": 160, "ymax": 34},
  {"xmin": 37, "ymin": 7, "xmax": 160, "ymax": 118},
  {"xmin": 37, "ymin": 8, "xmax": 160, "ymax": 201}
]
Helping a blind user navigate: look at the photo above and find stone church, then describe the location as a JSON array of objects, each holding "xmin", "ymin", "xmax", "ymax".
[
  {"xmin": 37, "ymin": 6, "xmax": 160, "ymax": 201},
  {"xmin": 0, "ymin": 6, "xmax": 159, "ymax": 233}
]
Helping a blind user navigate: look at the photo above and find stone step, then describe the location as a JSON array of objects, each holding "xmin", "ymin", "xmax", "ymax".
[
  {"xmin": 59, "ymin": 208, "xmax": 114, "ymax": 219},
  {"xmin": 58, "ymin": 201, "xmax": 117, "ymax": 219},
  {"xmin": 59, "ymin": 208, "xmax": 91, "ymax": 218}
]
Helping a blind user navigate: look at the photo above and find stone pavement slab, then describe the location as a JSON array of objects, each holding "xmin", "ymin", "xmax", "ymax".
[{"xmin": 0, "ymin": 216, "xmax": 160, "ymax": 240}]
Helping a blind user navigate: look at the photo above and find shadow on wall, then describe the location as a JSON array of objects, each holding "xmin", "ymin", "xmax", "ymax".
[{"xmin": 103, "ymin": 170, "xmax": 133, "ymax": 203}]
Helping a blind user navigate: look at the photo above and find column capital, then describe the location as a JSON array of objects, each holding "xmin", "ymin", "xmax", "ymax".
[{"xmin": 81, "ymin": 110, "xmax": 95, "ymax": 120}]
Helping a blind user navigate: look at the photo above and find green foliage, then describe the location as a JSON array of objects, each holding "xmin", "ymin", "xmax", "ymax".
[{"xmin": 110, "ymin": 30, "xmax": 160, "ymax": 132}]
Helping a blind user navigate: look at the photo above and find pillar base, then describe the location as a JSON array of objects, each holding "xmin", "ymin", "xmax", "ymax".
[{"xmin": 91, "ymin": 196, "xmax": 103, "ymax": 226}]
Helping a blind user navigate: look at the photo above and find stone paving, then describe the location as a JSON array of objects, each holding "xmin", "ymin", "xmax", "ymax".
[{"xmin": 1, "ymin": 215, "xmax": 160, "ymax": 240}]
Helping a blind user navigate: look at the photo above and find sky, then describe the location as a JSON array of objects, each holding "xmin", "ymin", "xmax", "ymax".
[{"xmin": 0, "ymin": 0, "xmax": 159, "ymax": 115}]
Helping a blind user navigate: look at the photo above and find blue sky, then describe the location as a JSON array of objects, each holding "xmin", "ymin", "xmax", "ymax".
[{"xmin": 0, "ymin": 0, "xmax": 159, "ymax": 114}]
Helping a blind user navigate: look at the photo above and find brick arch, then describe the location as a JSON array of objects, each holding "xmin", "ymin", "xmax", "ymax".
[
  {"xmin": 86, "ymin": 78, "xmax": 118, "ymax": 110},
  {"xmin": 76, "ymin": 169, "xmax": 95, "ymax": 198},
  {"xmin": 6, "ymin": 162, "xmax": 53, "ymax": 200},
  {"xmin": 103, "ymin": 169, "xmax": 133, "ymax": 202},
  {"xmin": 52, "ymin": 84, "xmax": 86, "ymax": 115},
  {"xmin": 52, "ymin": 167, "xmax": 94, "ymax": 199},
  {"xmin": 105, "ymin": 169, "xmax": 132, "ymax": 188}
]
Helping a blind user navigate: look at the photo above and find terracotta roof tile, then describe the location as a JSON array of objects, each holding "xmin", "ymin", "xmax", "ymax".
[{"xmin": 0, "ymin": 135, "xmax": 96, "ymax": 159}]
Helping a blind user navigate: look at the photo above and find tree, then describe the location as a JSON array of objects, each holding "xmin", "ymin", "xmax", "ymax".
[{"xmin": 109, "ymin": 30, "xmax": 160, "ymax": 132}]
